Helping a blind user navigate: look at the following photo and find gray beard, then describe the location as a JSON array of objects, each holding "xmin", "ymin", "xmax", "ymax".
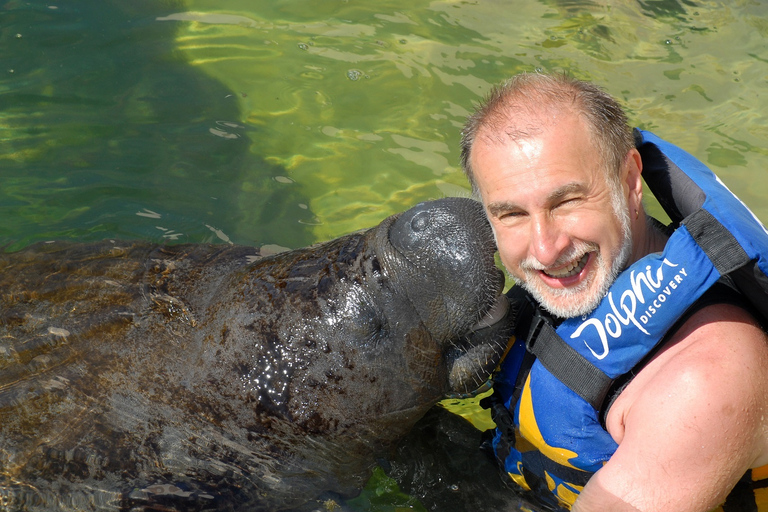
[{"xmin": 515, "ymin": 187, "xmax": 633, "ymax": 319}]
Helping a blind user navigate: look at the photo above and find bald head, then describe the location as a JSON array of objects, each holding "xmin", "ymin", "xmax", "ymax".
[{"xmin": 460, "ymin": 73, "xmax": 635, "ymax": 195}]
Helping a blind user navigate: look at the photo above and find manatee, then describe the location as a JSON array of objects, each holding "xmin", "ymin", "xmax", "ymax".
[
  {"xmin": 0, "ymin": 197, "xmax": 514, "ymax": 512},
  {"xmin": 387, "ymin": 406, "xmax": 551, "ymax": 512}
]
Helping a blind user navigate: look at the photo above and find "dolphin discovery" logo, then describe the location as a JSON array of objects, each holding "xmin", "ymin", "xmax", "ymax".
[{"xmin": 570, "ymin": 258, "xmax": 688, "ymax": 360}]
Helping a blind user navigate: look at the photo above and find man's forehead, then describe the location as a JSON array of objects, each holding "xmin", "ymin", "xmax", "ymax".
[
  {"xmin": 475, "ymin": 106, "xmax": 578, "ymax": 149},
  {"xmin": 476, "ymin": 116, "xmax": 546, "ymax": 148}
]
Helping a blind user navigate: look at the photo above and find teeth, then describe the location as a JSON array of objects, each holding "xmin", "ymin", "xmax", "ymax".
[
  {"xmin": 471, "ymin": 295, "xmax": 509, "ymax": 330},
  {"xmin": 544, "ymin": 253, "xmax": 589, "ymax": 279}
]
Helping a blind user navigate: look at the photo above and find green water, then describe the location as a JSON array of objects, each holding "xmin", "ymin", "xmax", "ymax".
[
  {"xmin": 3, "ymin": 0, "xmax": 766, "ymax": 253},
  {"xmin": 1, "ymin": 0, "xmax": 767, "ymax": 510}
]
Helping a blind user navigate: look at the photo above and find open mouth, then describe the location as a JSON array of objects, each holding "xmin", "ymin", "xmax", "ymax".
[
  {"xmin": 471, "ymin": 293, "xmax": 509, "ymax": 331},
  {"xmin": 447, "ymin": 293, "xmax": 513, "ymax": 397},
  {"xmin": 543, "ymin": 252, "xmax": 589, "ymax": 279}
]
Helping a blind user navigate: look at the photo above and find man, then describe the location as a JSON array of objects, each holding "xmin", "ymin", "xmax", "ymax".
[{"xmin": 460, "ymin": 72, "xmax": 768, "ymax": 511}]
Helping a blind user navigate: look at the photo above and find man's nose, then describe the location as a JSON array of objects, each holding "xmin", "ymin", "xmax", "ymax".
[{"xmin": 529, "ymin": 215, "xmax": 570, "ymax": 267}]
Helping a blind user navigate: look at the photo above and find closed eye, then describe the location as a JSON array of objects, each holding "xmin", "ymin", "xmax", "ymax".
[
  {"xmin": 547, "ymin": 182, "xmax": 588, "ymax": 210},
  {"xmin": 495, "ymin": 210, "xmax": 526, "ymax": 225},
  {"xmin": 552, "ymin": 195, "xmax": 585, "ymax": 211},
  {"xmin": 487, "ymin": 202, "xmax": 526, "ymax": 224}
]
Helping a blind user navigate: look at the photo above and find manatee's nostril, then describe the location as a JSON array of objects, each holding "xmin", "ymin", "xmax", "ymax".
[{"xmin": 410, "ymin": 211, "xmax": 431, "ymax": 231}]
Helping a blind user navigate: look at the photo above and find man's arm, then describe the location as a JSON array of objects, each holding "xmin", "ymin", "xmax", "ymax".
[{"xmin": 572, "ymin": 303, "xmax": 768, "ymax": 512}]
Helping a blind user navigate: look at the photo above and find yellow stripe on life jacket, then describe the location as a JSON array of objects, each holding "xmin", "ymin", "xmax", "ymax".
[
  {"xmin": 518, "ymin": 374, "xmax": 580, "ymax": 470},
  {"xmin": 753, "ymin": 464, "xmax": 768, "ymax": 511}
]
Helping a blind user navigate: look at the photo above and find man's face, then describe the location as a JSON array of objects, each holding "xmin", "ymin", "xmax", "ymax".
[{"xmin": 471, "ymin": 113, "xmax": 633, "ymax": 318}]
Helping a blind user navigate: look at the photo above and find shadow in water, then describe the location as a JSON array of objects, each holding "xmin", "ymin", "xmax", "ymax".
[{"xmin": 0, "ymin": 0, "xmax": 316, "ymax": 250}]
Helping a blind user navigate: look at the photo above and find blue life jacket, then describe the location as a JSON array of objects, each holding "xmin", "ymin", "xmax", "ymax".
[{"xmin": 486, "ymin": 129, "xmax": 768, "ymax": 509}]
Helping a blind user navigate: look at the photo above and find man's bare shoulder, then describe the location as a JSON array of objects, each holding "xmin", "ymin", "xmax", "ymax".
[
  {"xmin": 596, "ymin": 302, "xmax": 768, "ymax": 511},
  {"xmin": 653, "ymin": 302, "xmax": 767, "ymax": 416},
  {"xmin": 608, "ymin": 302, "xmax": 768, "ymax": 430},
  {"xmin": 663, "ymin": 302, "xmax": 768, "ymax": 465}
]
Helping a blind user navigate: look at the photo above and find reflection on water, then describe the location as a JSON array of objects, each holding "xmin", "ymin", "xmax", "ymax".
[{"xmin": 1, "ymin": 0, "xmax": 767, "ymax": 510}]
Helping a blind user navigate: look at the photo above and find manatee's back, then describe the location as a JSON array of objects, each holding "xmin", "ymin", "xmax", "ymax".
[
  {"xmin": 0, "ymin": 241, "xmax": 263, "ymax": 509},
  {"xmin": 0, "ymin": 235, "xmax": 441, "ymax": 511}
]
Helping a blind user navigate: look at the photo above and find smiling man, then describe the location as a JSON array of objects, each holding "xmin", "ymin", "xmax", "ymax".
[{"xmin": 460, "ymin": 72, "xmax": 768, "ymax": 512}]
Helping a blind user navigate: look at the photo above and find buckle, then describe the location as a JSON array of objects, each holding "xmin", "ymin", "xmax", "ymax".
[
  {"xmin": 524, "ymin": 311, "xmax": 549, "ymax": 354},
  {"xmin": 506, "ymin": 285, "xmax": 557, "ymax": 355}
]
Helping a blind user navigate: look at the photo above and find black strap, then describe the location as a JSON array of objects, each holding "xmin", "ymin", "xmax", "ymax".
[
  {"xmin": 524, "ymin": 313, "xmax": 612, "ymax": 410},
  {"xmin": 513, "ymin": 291, "xmax": 612, "ymax": 411},
  {"xmin": 683, "ymin": 208, "xmax": 750, "ymax": 275}
]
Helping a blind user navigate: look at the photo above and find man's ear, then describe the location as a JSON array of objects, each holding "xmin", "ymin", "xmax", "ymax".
[{"xmin": 624, "ymin": 148, "xmax": 644, "ymax": 207}]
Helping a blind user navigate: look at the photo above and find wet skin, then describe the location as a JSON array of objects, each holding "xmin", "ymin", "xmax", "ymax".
[{"xmin": 0, "ymin": 197, "xmax": 513, "ymax": 512}]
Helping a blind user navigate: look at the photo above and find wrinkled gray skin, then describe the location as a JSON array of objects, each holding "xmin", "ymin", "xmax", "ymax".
[{"xmin": 0, "ymin": 198, "xmax": 513, "ymax": 512}]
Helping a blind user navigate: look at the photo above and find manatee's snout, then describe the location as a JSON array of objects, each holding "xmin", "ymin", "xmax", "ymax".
[
  {"xmin": 387, "ymin": 197, "xmax": 505, "ymax": 321},
  {"xmin": 389, "ymin": 197, "xmax": 504, "ymax": 310},
  {"xmin": 385, "ymin": 197, "xmax": 513, "ymax": 396},
  {"xmin": 389, "ymin": 197, "xmax": 491, "ymax": 272},
  {"xmin": 390, "ymin": 198, "xmax": 502, "ymax": 289}
]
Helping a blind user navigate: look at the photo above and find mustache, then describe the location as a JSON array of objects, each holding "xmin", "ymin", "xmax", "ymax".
[{"xmin": 519, "ymin": 240, "xmax": 598, "ymax": 272}]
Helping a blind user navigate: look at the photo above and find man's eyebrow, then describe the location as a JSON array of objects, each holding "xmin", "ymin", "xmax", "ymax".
[
  {"xmin": 486, "ymin": 182, "xmax": 589, "ymax": 218},
  {"xmin": 548, "ymin": 182, "xmax": 587, "ymax": 202},
  {"xmin": 486, "ymin": 200, "xmax": 519, "ymax": 217}
]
